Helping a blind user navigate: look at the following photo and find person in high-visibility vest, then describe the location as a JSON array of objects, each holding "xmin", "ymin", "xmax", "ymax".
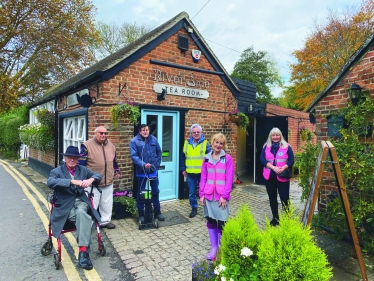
[
  {"xmin": 180, "ymin": 124, "xmax": 211, "ymax": 218},
  {"xmin": 199, "ymin": 133, "xmax": 234, "ymax": 261},
  {"xmin": 260, "ymin": 127, "xmax": 294, "ymax": 226}
]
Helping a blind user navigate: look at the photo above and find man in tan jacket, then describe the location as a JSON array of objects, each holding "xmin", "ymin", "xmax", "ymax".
[{"xmin": 79, "ymin": 126, "xmax": 120, "ymax": 229}]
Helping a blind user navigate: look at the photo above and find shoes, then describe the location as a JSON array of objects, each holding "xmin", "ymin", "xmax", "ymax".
[
  {"xmin": 139, "ymin": 216, "xmax": 145, "ymax": 224},
  {"xmin": 270, "ymin": 218, "xmax": 279, "ymax": 226},
  {"xmin": 189, "ymin": 207, "xmax": 197, "ymax": 218},
  {"xmin": 155, "ymin": 213, "xmax": 165, "ymax": 221},
  {"xmin": 78, "ymin": 251, "xmax": 93, "ymax": 270},
  {"xmin": 100, "ymin": 222, "xmax": 116, "ymax": 229}
]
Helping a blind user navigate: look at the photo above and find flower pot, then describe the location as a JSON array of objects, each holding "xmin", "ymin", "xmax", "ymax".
[
  {"xmin": 112, "ymin": 202, "xmax": 132, "ymax": 219},
  {"xmin": 229, "ymin": 114, "xmax": 240, "ymax": 124}
]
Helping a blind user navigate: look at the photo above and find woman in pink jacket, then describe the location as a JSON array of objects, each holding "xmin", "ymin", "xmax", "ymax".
[{"xmin": 199, "ymin": 133, "xmax": 234, "ymax": 260}]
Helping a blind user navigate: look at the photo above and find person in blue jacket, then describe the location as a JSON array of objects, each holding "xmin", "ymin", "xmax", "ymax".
[{"xmin": 130, "ymin": 124, "xmax": 165, "ymax": 223}]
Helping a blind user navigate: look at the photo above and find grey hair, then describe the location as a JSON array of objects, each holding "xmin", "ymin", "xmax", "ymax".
[
  {"xmin": 265, "ymin": 127, "xmax": 288, "ymax": 148},
  {"xmin": 190, "ymin": 124, "xmax": 202, "ymax": 135},
  {"xmin": 94, "ymin": 126, "xmax": 106, "ymax": 133}
]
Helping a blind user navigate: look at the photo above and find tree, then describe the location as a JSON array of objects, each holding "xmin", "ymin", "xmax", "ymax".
[
  {"xmin": 93, "ymin": 21, "xmax": 153, "ymax": 60},
  {"xmin": 288, "ymin": 0, "xmax": 374, "ymax": 110},
  {"xmin": 0, "ymin": 0, "xmax": 100, "ymax": 113},
  {"xmin": 231, "ymin": 46, "xmax": 283, "ymax": 104}
]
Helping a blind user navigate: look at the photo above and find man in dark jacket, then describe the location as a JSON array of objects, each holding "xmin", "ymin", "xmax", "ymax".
[
  {"xmin": 130, "ymin": 124, "xmax": 165, "ymax": 223},
  {"xmin": 47, "ymin": 146, "xmax": 102, "ymax": 270}
]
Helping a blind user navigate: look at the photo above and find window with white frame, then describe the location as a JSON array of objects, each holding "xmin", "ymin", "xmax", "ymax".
[
  {"xmin": 63, "ymin": 116, "xmax": 86, "ymax": 151},
  {"xmin": 29, "ymin": 102, "xmax": 54, "ymax": 124}
]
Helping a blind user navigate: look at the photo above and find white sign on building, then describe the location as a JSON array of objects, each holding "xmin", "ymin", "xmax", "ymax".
[{"xmin": 153, "ymin": 83, "xmax": 209, "ymax": 99}]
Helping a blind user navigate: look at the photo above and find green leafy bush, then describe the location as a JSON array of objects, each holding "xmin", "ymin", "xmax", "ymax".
[
  {"xmin": 0, "ymin": 105, "xmax": 28, "ymax": 158},
  {"xmin": 198, "ymin": 204, "xmax": 332, "ymax": 281},
  {"xmin": 19, "ymin": 108, "xmax": 55, "ymax": 152},
  {"xmin": 219, "ymin": 205, "xmax": 261, "ymax": 280},
  {"xmin": 257, "ymin": 207, "xmax": 332, "ymax": 281}
]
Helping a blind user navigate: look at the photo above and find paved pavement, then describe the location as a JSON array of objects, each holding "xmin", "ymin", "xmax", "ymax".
[{"xmin": 16, "ymin": 162, "xmax": 374, "ymax": 280}]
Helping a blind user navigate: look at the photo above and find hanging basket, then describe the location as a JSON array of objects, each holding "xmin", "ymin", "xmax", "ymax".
[{"xmin": 229, "ymin": 114, "xmax": 240, "ymax": 124}]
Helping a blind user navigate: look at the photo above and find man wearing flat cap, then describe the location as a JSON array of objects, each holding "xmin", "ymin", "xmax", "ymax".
[{"xmin": 47, "ymin": 146, "xmax": 102, "ymax": 270}]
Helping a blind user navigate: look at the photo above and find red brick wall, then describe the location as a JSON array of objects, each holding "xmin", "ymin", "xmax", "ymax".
[
  {"xmin": 29, "ymin": 146, "xmax": 55, "ymax": 166},
  {"xmin": 312, "ymin": 45, "xmax": 374, "ymax": 210},
  {"xmin": 56, "ymin": 28, "xmax": 238, "ymax": 189},
  {"xmin": 265, "ymin": 104, "xmax": 316, "ymax": 153}
]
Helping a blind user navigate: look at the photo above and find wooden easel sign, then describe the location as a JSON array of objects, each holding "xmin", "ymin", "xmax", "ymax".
[
  {"xmin": 302, "ymin": 141, "xmax": 328, "ymax": 227},
  {"xmin": 302, "ymin": 140, "xmax": 368, "ymax": 281}
]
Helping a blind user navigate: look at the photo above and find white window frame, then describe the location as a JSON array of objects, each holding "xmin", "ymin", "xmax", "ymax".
[{"xmin": 63, "ymin": 115, "xmax": 86, "ymax": 151}]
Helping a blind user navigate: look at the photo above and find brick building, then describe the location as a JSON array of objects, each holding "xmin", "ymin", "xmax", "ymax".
[
  {"xmin": 28, "ymin": 11, "xmax": 314, "ymax": 200},
  {"xmin": 306, "ymin": 33, "xmax": 374, "ymax": 210}
]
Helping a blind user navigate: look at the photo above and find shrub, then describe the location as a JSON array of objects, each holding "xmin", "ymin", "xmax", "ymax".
[
  {"xmin": 220, "ymin": 205, "xmax": 261, "ymax": 279},
  {"xmin": 0, "ymin": 105, "xmax": 28, "ymax": 159},
  {"xmin": 18, "ymin": 108, "xmax": 55, "ymax": 152},
  {"xmin": 257, "ymin": 206, "xmax": 333, "ymax": 281}
]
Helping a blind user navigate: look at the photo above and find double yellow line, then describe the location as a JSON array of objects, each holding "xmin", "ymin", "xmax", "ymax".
[{"xmin": 0, "ymin": 160, "xmax": 102, "ymax": 281}]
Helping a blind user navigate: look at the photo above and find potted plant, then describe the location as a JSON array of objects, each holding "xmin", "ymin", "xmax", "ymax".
[
  {"xmin": 110, "ymin": 101, "xmax": 140, "ymax": 129},
  {"xmin": 299, "ymin": 126, "xmax": 313, "ymax": 141},
  {"xmin": 228, "ymin": 109, "xmax": 250, "ymax": 131},
  {"xmin": 112, "ymin": 190, "xmax": 137, "ymax": 219}
]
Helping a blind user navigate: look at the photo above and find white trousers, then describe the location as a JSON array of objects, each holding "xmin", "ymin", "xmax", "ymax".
[{"xmin": 86, "ymin": 183, "xmax": 113, "ymax": 226}]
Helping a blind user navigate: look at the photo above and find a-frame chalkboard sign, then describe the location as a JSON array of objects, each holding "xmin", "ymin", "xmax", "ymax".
[{"xmin": 302, "ymin": 141, "xmax": 367, "ymax": 281}]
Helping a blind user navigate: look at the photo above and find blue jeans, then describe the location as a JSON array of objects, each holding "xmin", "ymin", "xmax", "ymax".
[
  {"xmin": 136, "ymin": 177, "xmax": 161, "ymax": 213},
  {"xmin": 187, "ymin": 173, "xmax": 200, "ymax": 208}
]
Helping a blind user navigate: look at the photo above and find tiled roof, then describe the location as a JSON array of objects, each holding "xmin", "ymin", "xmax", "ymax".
[{"xmin": 32, "ymin": 11, "xmax": 239, "ymax": 106}]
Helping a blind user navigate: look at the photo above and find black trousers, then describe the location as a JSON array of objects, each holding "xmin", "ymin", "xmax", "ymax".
[{"xmin": 265, "ymin": 175, "xmax": 290, "ymax": 219}]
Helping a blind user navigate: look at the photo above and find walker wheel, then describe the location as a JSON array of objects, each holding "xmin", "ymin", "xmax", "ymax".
[
  {"xmin": 138, "ymin": 220, "xmax": 142, "ymax": 230},
  {"xmin": 100, "ymin": 241, "xmax": 106, "ymax": 256},
  {"xmin": 154, "ymin": 219, "xmax": 158, "ymax": 228},
  {"xmin": 53, "ymin": 253, "xmax": 60, "ymax": 270},
  {"xmin": 41, "ymin": 240, "xmax": 53, "ymax": 256}
]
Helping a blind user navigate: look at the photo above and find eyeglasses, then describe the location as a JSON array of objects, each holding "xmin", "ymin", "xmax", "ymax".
[{"xmin": 98, "ymin": 132, "xmax": 108, "ymax": 135}]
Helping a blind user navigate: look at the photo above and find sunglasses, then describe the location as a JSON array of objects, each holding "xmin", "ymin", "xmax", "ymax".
[{"xmin": 98, "ymin": 132, "xmax": 108, "ymax": 135}]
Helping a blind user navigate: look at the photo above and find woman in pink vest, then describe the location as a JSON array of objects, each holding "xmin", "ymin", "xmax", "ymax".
[
  {"xmin": 199, "ymin": 133, "xmax": 234, "ymax": 260},
  {"xmin": 260, "ymin": 127, "xmax": 294, "ymax": 226}
]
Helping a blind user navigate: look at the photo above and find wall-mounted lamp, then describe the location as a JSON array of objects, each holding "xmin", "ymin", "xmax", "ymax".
[
  {"xmin": 157, "ymin": 88, "xmax": 167, "ymax": 101},
  {"xmin": 348, "ymin": 82, "xmax": 362, "ymax": 106}
]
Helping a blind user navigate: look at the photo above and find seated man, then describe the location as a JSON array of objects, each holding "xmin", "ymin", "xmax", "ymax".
[{"xmin": 47, "ymin": 146, "xmax": 102, "ymax": 270}]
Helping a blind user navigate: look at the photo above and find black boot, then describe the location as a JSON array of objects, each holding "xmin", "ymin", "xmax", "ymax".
[
  {"xmin": 154, "ymin": 210, "xmax": 165, "ymax": 221},
  {"xmin": 78, "ymin": 251, "xmax": 93, "ymax": 270},
  {"xmin": 189, "ymin": 207, "xmax": 197, "ymax": 218}
]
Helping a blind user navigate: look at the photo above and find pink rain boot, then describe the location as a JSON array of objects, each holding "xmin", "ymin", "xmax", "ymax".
[{"xmin": 206, "ymin": 222, "xmax": 218, "ymax": 260}]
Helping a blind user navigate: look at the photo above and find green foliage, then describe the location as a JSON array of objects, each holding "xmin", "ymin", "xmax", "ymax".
[
  {"xmin": 297, "ymin": 96, "xmax": 374, "ymax": 254},
  {"xmin": 194, "ymin": 204, "xmax": 331, "ymax": 281},
  {"xmin": 257, "ymin": 206, "xmax": 332, "ymax": 281},
  {"xmin": 112, "ymin": 190, "xmax": 137, "ymax": 215},
  {"xmin": 18, "ymin": 108, "xmax": 55, "ymax": 152},
  {"xmin": 231, "ymin": 46, "xmax": 283, "ymax": 104},
  {"xmin": 220, "ymin": 205, "xmax": 261, "ymax": 279},
  {"xmin": 299, "ymin": 126, "xmax": 313, "ymax": 141},
  {"xmin": 0, "ymin": 105, "xmax": 28, "ymax": 158},
  {"xmin": 110, "ymin": 101, "xmax": 140, "ymax": 129},
  {"xmin": 294, "ymin": 142, "xmax": 320, "ymax": 201},
  {"xmin": 238, "ymin": 112, "xmax": 250, "ymax": 131}
]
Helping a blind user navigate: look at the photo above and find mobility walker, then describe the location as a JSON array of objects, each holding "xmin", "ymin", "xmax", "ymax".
[
  {"xmin": 138, "ymin": 178, "xmax": 158, "ymax": 230},
  {"xmin": 41, "ymin": 184, "xmax": 106, "ymax": 269}
]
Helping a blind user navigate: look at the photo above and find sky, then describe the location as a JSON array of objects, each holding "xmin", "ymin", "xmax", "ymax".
[{"xmin": 91, "ymin": 0, "xmax": 360, "ymax": 96}]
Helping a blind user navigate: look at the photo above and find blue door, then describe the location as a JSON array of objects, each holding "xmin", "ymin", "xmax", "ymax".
[{"xmin": 141, "ymin": 110, "xmax": 179, "ymax": 201}]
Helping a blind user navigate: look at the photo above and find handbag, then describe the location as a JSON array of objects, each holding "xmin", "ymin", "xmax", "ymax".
[{"xmin": 278, "ymin": 169, "xmax": 292, "ymax": 179}]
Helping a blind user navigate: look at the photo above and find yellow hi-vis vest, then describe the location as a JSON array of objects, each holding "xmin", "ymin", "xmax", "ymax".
[{"xmin": 183, "ymin": 140, "xmax": 207, "ymax": 174}]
